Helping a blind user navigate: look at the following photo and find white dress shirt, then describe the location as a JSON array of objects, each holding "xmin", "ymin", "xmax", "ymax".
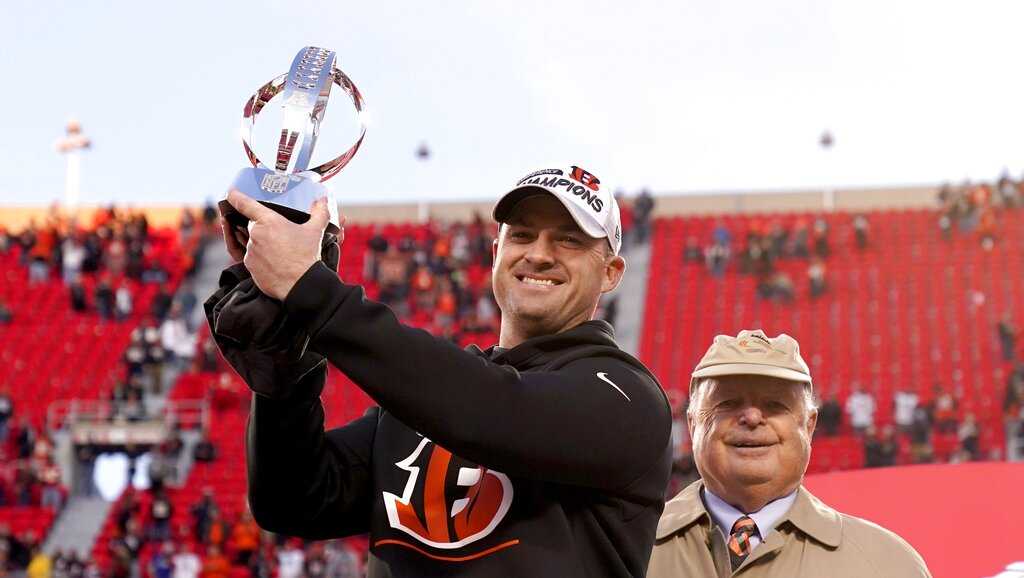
[{"xmin": 702, "ymin": 487, "xmax": 798, "ymax": 552}]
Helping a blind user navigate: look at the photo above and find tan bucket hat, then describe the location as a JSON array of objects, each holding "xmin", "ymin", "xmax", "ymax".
[{"xmin": 691, "ymin": 329, "xmax": 812, "ymax": 387}]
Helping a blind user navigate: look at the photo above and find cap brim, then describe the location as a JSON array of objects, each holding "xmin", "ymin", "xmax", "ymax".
[
  {"xmin": 691, "ymin": 363, "xmax": 812, "ymax": 384},
  {"xmin": 493, "ymin": 186, "xmax": 607, "ymax": 240}
]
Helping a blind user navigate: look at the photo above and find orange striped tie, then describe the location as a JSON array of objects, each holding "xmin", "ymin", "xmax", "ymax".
[{"xmin": 727, "ymin": 516, "xmax": 758, "ymax": 571}]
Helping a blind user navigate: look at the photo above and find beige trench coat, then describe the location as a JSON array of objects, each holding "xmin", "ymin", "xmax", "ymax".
[{"xmin": 647, "ymin": 481, "xmax": 931, "ymax": 578}]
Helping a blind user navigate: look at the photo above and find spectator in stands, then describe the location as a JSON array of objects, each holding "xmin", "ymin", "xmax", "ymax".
[
  {"xmin": 95, "ymin": 277, "xmax": 115, "ymax": 320},
  {"xmin": 148, "ymin": 446, "xmax": 177, "ymax": 492},
  {"xmin": 324, "ymin": 541, "xmax": 363, "ymax": 578},
  {"xmin": 938, "ymin": 212, "xmax": 953, "ymax": 241},
  {"xmin": 766, "ymin": 221, "xmax": 788, "ymax": 259},
  {"xmin": 190, "ymin": 488, "xmax": 217, "ymax": 542},
  {"xmin": 148, "ymin": 488, "xmax": 174, "ymax": 541},
  {"xmin": 893, "ymin": 387, "xmax": 919, "ymax": 434},
  {"xmin": 998, "ymin": 315, "xmax": 1017, "ymax": 362},
  {"xmin": 304, "ymin": 543, "xmax": 328, "ymax": 578},
  {"xmin": 39, "ymin": 457, "xmax": 62, "ymax": 509},
  {"xmin": 845, "ymin": 384, "xmax": 876, "ymax": 435},
  {"xmin": 200, "ymin": 546, "xmax": 230, "ymax": 578},
  {"xmin": 228, "ymin": 510, "xmax": 260, "ymax": 567},
  {"xmin": 192, "ymin": 431, "xmax": 217, "ymax": 463},
  {"xmin": 62, "ymin": 235, "xmax": 86, "ymax": 284},
  {"xmin": 114, "ymin": 283, "xmax": 133, "ymax": 321},
  {"xmin": 683, "ymin": 236, "xmax": 702, "ymax": 262},
  {"xmin": 70, "ymin": 279, "xmax": 88, "ymax": 312},
  {"xmin": 111, "ymin": 519, "xmax": 144, "ymax": 578},
  {"xmin": 161, "ymin": 305, "xmax": 195, "ymax": 369},
  {"xmin": 276, "ymin": 540, "xmax": 304, "ymax": 578},
  {"xmin": 932, "ymin": 386, "xmax": 958, "ymax": 433},
  {"xmin": 704, "ymin": 241, "xmax": 730, "ymax": 277},
  {"xmin": 0, "ymin": 301, "xmax": 11, "ymax": 324},
  {"xmin": 74, "ymin": 443, "xmax": 97, "ymax": 497},
  {"xmin": 812, "ymin": 217, "xmax": 830, "ymax": 258},
  {"xmin": 27, "ymin": 225, "xmax": 55, "ymax": 285},
  {"xmin": 0, "ymin": 523, "xmax": 29, "ymax": 571},
  {"xmin": 958, "ymin": 412, "xmax": 980, "ymax": 459},
  {"xmin": 791, "ymin": 219, "xmax": 810, "ymax": 258},
  {"xmin": 143, "ymin": 326, "xmax": 167, "ymax": 394},
  {"xmin": 202, "ymin": 507, "xmax": 230, "ymax": 549},
  {"xmin": 26, "ymin": 545, "xmax": 51, "ymax": 578},
  {"xmin": 172, "ymin": 543, "xmax": 201, "ymax": 578},
  {"xmin": 633, "ymin": 189, "xmax": 655, "ymax": 245},
  {"xmin": 979, "ymin": 207, "xmax": 997, "ymax": 251},
  {"xmin": 376, "ymin": 246, "xmax": 411, "ymax": 315},
  {"xmin": 853, "ymin": 214, "xmax": 870, "ymax": 250},
  {"xmin": 0, "ymin": 387, "xmax": 11, "ymax": 442},
  {"xmin": 119, "ymin": 390, "xmax": 147, "ymax": 422},
  {"xmin": 197, "ymin": 340, "xmax": 221, "ymax": 373},
  {"xmin": 174, "ymin": 281, "xmax": 199, "ymax": 329},
  {"xmin": 15, "ymin": 417, "xmax": 36, "ymax": 460},
  {"xmin": 909, "ymin": 405, "xmax": 935, "ymax": 463},
  {"xmin": 817, "ymin": 394, "xmax": 842, "ymax": 436},
  {"xmin": 249, "ymin": 538, "xmax": 277, "ymax": 578},
  {"xmin": 105, "ymin": 236, "xmax": 127, "ymax": 278},
  {"xmin": 863, "ymin": 425, "xmax": 898, "ymax": 468},
  {"xmin": 114, "ymin": 488, "xmax": 140, "ymax": 534},
  {"xmin": 55, "ymin": 550, "xmax": 85, "ymax": 578},
  {"xmin": 760, "ymin": 271, "xmax": 794, "ymax": 302},
  {"xmin": 150, "ymin": 542, "xmax": 175, "ymax": 578},
  {"xmin": 363, "ymin": 225, "xmax": 389, "ymax": 282},
  {"xmin": 807, "ymin": 259, "xmax": 827, "ymax": 298},
  {"xmin": 151, "ymin": 284, "xmax": 174, "ymax": 322}
]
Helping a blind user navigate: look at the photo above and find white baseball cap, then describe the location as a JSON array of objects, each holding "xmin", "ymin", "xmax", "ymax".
[{"xmin": 492, "ymin": 164, "xmax": 622, "ymax": 255}]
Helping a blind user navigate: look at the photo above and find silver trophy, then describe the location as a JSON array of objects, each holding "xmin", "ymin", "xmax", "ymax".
[{"xmin": 221, "ymin": 46, "xmax": 366, "ymax": 235}]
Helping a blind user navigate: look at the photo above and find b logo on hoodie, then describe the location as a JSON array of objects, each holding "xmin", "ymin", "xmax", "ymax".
[{"xmin": 380, "ymin": 438, "xmax": 516, "ymax": 559}]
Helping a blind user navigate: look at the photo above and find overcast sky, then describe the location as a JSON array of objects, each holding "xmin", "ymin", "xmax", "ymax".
[{"xmin": 2, "ymin": 0, "xmax": 1023, "ymax": 206}]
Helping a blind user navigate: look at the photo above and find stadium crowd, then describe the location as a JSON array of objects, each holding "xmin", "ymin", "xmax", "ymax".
[
  {"xmin": 0, "ymin": 397, "xmax": 63, "ymax": 510},
  {"xmin": 93, "ymin": 487, "xmax": 365, "ymax": 578}
]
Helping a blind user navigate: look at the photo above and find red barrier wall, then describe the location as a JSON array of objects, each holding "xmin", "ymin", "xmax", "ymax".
[{"xmin": 804, "ymin": 462, "xmax": 1023, "ymax": 578}]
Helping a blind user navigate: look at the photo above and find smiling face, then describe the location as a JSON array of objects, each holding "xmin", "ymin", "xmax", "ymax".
[
  {"xmin": 492, "ymin": 195, "xmax": 624, "ymax": 346},
  {"xmin": 689, "ymin": 374, "xmax": 817, "ymax": 512}
]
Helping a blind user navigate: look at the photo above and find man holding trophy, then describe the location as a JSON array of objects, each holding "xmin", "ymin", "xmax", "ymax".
[{"xmin": 206, "ymin": 47, "xmax": 671, "ymax": 577}]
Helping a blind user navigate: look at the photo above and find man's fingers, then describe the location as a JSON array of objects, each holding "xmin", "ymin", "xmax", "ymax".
[
  {"xmin": 306, "ymin": 197, "xmax": 331, "ymax": 231},
  {"xmin": 226, "ymin": 189, "xmax": 275, "ymax": 222},
  {"xmin": 220, "ymin": 217, "xmax": 246, "ymax": 262}
]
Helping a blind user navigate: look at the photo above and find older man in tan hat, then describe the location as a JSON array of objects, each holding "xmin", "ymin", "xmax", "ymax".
[{"xmin": 648, "ymin": 330, "xmax": 931, "ymax": 577}]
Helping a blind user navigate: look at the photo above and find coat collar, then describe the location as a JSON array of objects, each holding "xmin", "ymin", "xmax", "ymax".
[
  {"xmin": 657, "ymin": 481, "xmax": 843, "ymax": 548},
  {"xmin": 656, "ymin": 481, "xmax": 710, "ymax": 540}
]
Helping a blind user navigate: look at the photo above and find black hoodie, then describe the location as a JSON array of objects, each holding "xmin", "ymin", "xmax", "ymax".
[{"xmin": 222, "ymin": 262, "xmax": 672, "ymax": 578}]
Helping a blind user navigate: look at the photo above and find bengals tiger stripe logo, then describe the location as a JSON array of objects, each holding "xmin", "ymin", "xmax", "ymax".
[
  {"xmin": 380, "ymin": 438, "xmax": 517, "ymax": 560},
  {"xmin": 570, "ymin": 166, "xmax": 601, "ymax": 192}
]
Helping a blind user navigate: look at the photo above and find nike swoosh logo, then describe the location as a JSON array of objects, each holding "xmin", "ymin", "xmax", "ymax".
[{"xmin": 597, "ymin": 372, "xmax": 631, "ymax": 402}]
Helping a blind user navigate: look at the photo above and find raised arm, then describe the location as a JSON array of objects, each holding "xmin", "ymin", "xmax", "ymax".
[{"xmin": 205, "ymin": 262, "xmax": 375, "ymax": 538}]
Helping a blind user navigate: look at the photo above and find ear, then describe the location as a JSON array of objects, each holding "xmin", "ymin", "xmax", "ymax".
[
  {"xmin": 600, "ymin": 255, "xmax": 626, "ymax": 293},
  {"xmin": 491, "ymin": 238, "xmax": 499, "ymax": 269},
  {"xmin": 805, "ymin": 407, "xmax": 818, "ymax": 438}
]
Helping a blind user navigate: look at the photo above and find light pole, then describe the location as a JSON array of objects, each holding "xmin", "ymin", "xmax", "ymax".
[{"xmin": 55, "ymin": 119, "xmax": 91, "ymax": 208}]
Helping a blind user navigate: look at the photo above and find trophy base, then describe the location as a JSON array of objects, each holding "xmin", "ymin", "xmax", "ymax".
[{"xmin": 221, "ymin": 167, "xmax": 340, "ymax": 235}]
